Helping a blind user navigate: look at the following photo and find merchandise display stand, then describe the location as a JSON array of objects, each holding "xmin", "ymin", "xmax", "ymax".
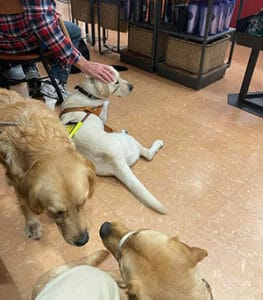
[
  {"xmin": 157, "ymin": 0, "xmax": 235, "ymax": 90},
  {"xmin": 120, "ymin": 1, "xmax": 162, "ymax": 72},
  {"xmin": 119, "ymin": 0, "xmax": 235, "ymax": 87},
  {"xmin": 227, "ymin": 0, "xmax": 263, "ymax": 117}
]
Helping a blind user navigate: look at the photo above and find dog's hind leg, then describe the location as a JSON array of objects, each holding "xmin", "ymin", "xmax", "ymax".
[
  {"xmin": 20, "ymin": 199, "xmax": 43, "ymax": 240},
  {"xmin": 139, "ymin": 140, "xmax": 164, "ymax": 161},
  {"xmin": 113, "ymin": 159, "xmax": 166, "ymax": 214}
]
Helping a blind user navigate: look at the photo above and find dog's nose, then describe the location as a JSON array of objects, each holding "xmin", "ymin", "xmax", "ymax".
[
  {"xmin": 99, "ymin": 222, "xmax": 112, "ymax": 239},
  {"xmin": 128, "ymin": 84, "xmax": 134, "ymax": 92},
  {"xmin": 74, "ymin": 231, "xmax": 89, "ymax": 246}
]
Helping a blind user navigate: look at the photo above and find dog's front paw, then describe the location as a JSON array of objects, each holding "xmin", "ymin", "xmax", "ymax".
[
  {"xmin": 154, "ymin": 140, "xmax": 165, "ymax": 149},
  {"xmin": 25, "ymin": 219, "xmax": 43, "ymax": 240}
]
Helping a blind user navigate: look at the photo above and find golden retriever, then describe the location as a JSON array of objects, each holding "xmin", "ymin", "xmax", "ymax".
[
  {"xmin": 0, "ymin": 88, "xmax": 95, "ymax": 246},
  {"xmin": 100, "ymin": 221, "xmax": 214, "ymax": 300}
]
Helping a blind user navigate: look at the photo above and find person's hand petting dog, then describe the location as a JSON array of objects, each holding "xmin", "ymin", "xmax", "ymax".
[{"xmin": 75, "ymin": 57, "xmax": 115, "ymax": 83}]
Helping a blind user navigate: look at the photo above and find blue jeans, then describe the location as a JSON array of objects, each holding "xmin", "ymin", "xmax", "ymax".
[
  {"xmin": 50, "ymin": 21, "xmax": 82, "ymax": 83},
  {"xmin": 22, "ymin": 21, "xmax": 81, "ymax": 83}
]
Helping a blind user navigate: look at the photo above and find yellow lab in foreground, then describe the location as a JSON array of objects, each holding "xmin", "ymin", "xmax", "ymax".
[{"xmin": 100, "ymin": 221, "xmax": 214, "ymax": 300}]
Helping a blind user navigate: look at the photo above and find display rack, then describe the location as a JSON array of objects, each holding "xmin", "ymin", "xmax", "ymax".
[
  {"xmin": 120, "ymin": 2, "xmax": 161, "ymax": 72},
  {"xmin": 157, "ymin": 0, "xmax": 236, "ymax": 90},
  {"xmin": 227, "ymin": 0, "xmax": 263, "ymax": 117}
]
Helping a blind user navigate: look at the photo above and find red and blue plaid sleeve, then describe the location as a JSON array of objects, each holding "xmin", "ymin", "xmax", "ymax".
[{"xmin": 22, "ymin": 0, "xmax": 80, "ymax": 71}]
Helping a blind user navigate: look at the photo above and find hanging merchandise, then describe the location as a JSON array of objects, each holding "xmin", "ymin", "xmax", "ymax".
[
  {"xmin": 198, "ymin": 0, "xmax": 208, "ymax": 36},
  {"xmin": 141, "ymin": 0, "xmax": 148, "ymax": 23},
  {"xmin": 125, "ymin": 0, "xmax": 134, "ymax": 20},
  {"xmin": 149, "ymin": 0, "xmax": 156, "ymax": 25},
  {"xmin": 164, "ymin": 0, "xmax": 174, "ymax": 24},
  {"xmin": 187, "ymin": 0, "xmax": 200, "ymax": 34},
  {"xmin": 217, "ymin": 0, "xmax": 229, "ymax": 32},
  {"xmin": 224, "ymin": 0, "xmax": 236, "ymax": 30},
  {"xmin": 209, "ymin": 0, "xmax": 221, "ymax": 34}
]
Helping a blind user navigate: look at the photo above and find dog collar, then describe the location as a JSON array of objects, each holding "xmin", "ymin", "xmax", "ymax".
[
  {"xmin": 75, "ymin": 85, "xmax": 99, "ymax": 99},
  {"xmin": 116, "ymin": 231, "xmax": 138, "ymax": 260}
]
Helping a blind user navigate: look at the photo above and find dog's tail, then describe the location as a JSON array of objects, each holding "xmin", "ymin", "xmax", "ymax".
[{"xmin": 113, "ymin": 159, "xmax": 167, "ymax": 214}]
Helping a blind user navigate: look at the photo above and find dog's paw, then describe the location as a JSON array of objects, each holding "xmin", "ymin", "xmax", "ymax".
[
  {"xmin": 25, "ymin": 219, "xmax": 43, "ymax": 240},
  {"xmin": 154, "ymin": 140, "xmax": 165, "ymax": 149}
]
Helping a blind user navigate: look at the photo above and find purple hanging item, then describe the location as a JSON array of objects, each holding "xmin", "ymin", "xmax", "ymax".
[
  {"xmin": 209, "ymin": 0, "xmax": 220, "ymax": 35},
  {"xmin": 198, "ymin": 0, "xmax": 208, "ymax": 37},
  {"xmin": 224, "ymin": 0, "xmax": 236, "ymax": 30},
  {"xmin": 187, "ymin": 0, "xmax": 199, "ymax": 34},
  {"xmin": 217, "ymin": 0, "xmax": 228, "ymax": 32}
]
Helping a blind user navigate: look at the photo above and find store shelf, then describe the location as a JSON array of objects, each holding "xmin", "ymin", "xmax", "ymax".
[
  {"xmin": 227, "ymin": 0, "xmax": 263, "ymax": 117},
  {"xmin": 120, "ymin": 48, "xmax": 157, "ymax": 73},
  {"xmin": 236, "ymin": 31, "xmax": 263, "ymax": 50},
  {"xmin": 161, "ymin": 27, "xmax": 235, "ymax": 43},
  {"xmin": 157, "ymin": 62, "xmax": 228, "ymax": 90}
]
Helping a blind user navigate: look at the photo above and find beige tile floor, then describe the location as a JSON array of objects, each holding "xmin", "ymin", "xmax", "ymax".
[{"xmin": 0, "ymin": 2, "xmax": 263, "ymax": 300}]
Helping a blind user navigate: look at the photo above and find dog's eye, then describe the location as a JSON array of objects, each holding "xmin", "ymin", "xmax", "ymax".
[
  {"xmin": 55, "ymin": 211, "xmax": 65, "ymax": 218},
  {"xmin": 114, "ymin": 80, "xmax": 119, "ymax": 85}
]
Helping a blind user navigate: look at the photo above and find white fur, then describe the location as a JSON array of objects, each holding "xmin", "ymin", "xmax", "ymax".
[{"xmin": 61, "ymin": 68, "xmax": 166, "ymax": 214}]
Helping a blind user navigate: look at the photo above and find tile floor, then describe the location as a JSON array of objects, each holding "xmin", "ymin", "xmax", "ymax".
[{"xmin": 0, "ymin": 2, "xmax": 263, "ymax": 300}]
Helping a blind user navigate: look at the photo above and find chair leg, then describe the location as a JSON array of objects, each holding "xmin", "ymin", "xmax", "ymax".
[
  {"xmin": 40, "ymin": 58, "xmax": 64, "ymax": 104},
  {"xmin": 0, "ymin": 64, "xmax": 10, "ymax": 89}
]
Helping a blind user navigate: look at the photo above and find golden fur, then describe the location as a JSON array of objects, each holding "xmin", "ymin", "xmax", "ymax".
[
  {"xmin": 100, "ymin": 221, "xmax": 214, "ymax": 300},
  {"xmin": 0, "ymin": 88, "xmax": 95, "ymax": 246}
]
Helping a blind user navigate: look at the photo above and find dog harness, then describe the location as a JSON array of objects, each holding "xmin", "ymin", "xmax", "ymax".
[{"xmin": 60, "ymin": 105, "xmax": 113, "ymax": 138}]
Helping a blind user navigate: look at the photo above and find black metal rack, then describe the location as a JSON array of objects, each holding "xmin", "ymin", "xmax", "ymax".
[
  {"xmin": 157, "ymin": 0, "xmax": 236, "ymax": 90},
  {"xmin": 227, "ymin": 0, "xmax": 263, "ymax": 117},
  {"xmin": 119, "ymin": 0, "xmax": 236, "ymax": 88},
  {"xmin": 119, "ymin": 0, "xmax": 163, "ymax": 72}
]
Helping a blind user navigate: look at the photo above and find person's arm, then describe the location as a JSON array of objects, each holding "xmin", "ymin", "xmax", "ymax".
[
  {"xmin": 74, "ymin": 56, "xmax": 115, "ymax": 83},
  {"xmin": 24, "ymin": 0, "xmax": 114, "ymax": 83}
]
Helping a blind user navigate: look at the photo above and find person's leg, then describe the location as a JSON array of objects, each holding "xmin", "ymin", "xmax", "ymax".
[
  {"xmin": 50, "ymin": 21, "xmax": 82, "ymax": 83},
  {"xmin": 22, "ymin": 63, "xmax": 41, "ymax": 97},
  {"xmin": 41, "ymin": 21, "xmax": 81, "ymax": 104}
]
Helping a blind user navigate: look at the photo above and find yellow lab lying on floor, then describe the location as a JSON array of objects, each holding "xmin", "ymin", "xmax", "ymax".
[
  {"xmin": 0, "ymin": 88, "xmax": 95, "ymax": 246},
  {"xmin": 100, "ymin": 221, "xmax": 214, "ymax": 300}
]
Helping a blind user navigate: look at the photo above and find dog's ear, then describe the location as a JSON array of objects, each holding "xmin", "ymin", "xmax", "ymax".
[
  {"xmin": 95, "ymin": 81, "xmax": 110, "ymax": 98},
  {"xmin": 85, "ymin": 159, "xmax": 96, "ymax": 198},
  {"xmin": 189, "ymin": 247, "xmax": 208, "ymax": 267},
  {"xmin": 19, "ymin": 168, "xmax": 44, "ymax": 214},
  {"xmin": 27, "ymin": 181, "xmax": 44, "ymax": 214}
]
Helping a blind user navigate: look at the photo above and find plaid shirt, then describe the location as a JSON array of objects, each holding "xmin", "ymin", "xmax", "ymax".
[{"xmin": 0, "ymin": 0, "xmax": 80, "ymax": 71}]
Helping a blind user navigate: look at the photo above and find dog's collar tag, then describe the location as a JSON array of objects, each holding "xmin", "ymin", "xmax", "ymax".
[{"xmin": 116, "ymin": 231, "xmax": 137, "ymax": 260}]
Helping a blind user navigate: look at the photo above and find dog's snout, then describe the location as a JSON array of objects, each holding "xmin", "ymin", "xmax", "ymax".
[
  {"xmin": 74, "ymin": 231, "xmax": 89, "ymax": 246},
  {"xmin": 100, "ymin": 222, "xmax": 112, "ymax": 239},
  {"xmin": 128, "ymin": 84, "xmax": 134, "ymax": 92}
]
